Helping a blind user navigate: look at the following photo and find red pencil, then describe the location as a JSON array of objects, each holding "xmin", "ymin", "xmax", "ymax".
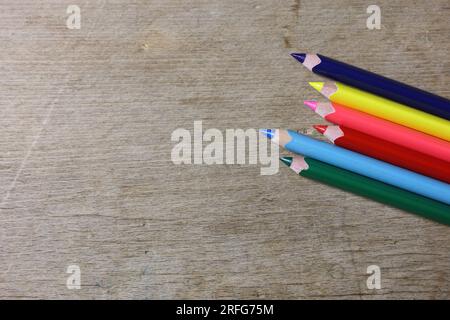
[{"xmin": 314, "ymin": 125, "xmax": 450, "ymax": 184}]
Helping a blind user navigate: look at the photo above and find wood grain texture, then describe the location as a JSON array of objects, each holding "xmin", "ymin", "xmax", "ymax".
[{"xmin": 0, "ymin": 0, "xmax": 449, "ymax": 299}]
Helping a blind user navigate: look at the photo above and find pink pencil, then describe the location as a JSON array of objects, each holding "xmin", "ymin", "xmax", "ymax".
[{"xmin": 304, "ymin": 100, "xmax": 450, "ymax": 163}]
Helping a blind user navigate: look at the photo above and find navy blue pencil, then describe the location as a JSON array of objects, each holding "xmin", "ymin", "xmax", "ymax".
[{"xmin": 291, "ymin": 53, "xmax": 450, "ymax": 120}]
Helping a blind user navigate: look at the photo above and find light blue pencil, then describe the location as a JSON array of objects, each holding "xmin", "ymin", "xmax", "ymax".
[{"xmin": 261, "ymin": 129, "xmax": 450, "ymax": 205}]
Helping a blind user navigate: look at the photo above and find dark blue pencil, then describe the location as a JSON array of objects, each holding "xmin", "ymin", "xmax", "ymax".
[{"xmin": 291, "ymin": 53, "xmax": 450, "ymax": 120}]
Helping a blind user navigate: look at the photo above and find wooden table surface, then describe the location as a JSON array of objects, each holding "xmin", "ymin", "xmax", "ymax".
[{"xmin": 0, "ymin": 0, "xmax": 449, "ymax": 299}]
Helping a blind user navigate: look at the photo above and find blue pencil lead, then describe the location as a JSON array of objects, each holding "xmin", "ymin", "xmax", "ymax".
[
  {"xmin": 291, "ymin": 53, "xmax": 306, "ymax": 64},
  {"xmin": 260, "ymin": 129, "xmax": 275, "ymax": 139}
]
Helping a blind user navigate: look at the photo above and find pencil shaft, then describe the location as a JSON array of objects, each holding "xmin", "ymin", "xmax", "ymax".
[
  {"xmin": 317, "ymin": 102, "xmax": 450, "ymax": 163},
  {"xmin": 302, "ymin": 53, "xmax": 450, "ymax": 120},
  {"xmin": 313, "ymin": 82, "xmax": 450, "ymax": 141},
  {"xmin": 279, "ymin": 130, "xmax": 450, "ymax": 204},
  {"xmin": 331, "ymin": 126, "xmax": 450, "ymax": 184},
  {"xmin": 299, "ymin": 157, "xmax": 450, "ymax": 226}
]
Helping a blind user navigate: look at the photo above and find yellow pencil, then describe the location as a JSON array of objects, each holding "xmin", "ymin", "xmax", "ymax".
[{"xmin": 309, "ymin": 81, "xmax": 450, "ymax": 142}]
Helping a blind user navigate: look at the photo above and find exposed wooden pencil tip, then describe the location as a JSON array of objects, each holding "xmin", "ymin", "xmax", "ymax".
[
  {"xmin": 290, "ymin": 53, "xmax": 306, "ymax": 64},
  {"xmin": 313, "ymin": 125, "xmax": 328, "ymax": 134},
  {"xmin": 309, "ymin": 82, "xmax": 324, "ymax": 92}
]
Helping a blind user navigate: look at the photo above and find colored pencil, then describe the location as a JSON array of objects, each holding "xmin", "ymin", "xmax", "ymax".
[
  {"xmin": 281, "ymin": 155, "xmax": 450, "ymax": 226},
  {"xmin": 304, "ymin": 100, "xmax": 450, "ymax": 163},
  {"xmin": 309, "ymin": 81, "xmax": 450, "ymax": 141},
  {"xmin": 291, "ymin": 53, "xmax": 450, "ymax": 120},
  {"xmin": 313, "ymin": 124, "xmax": 450, "ymax": 184},
  {"xmin": 261, "ymin": 129, "xmax": 450, "ymax": 205}
]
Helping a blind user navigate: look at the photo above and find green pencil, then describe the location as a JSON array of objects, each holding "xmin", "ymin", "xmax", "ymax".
[{"xmin": 281, "ymin": 155, "xmax": 450, "ymax": 226}]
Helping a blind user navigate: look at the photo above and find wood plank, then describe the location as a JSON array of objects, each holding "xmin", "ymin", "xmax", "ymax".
[{"xmin": 0, "ymin": 0, "xmax": 449, "ymax": 299}]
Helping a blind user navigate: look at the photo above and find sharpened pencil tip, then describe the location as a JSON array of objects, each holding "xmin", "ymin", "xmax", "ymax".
[
  {"xmin": 313, "ymin": 125, "xmax": 328, "ymax": 134},
  {"xmin": 260, "ymin": 129, "xmax": 275, "ymax": 139},
  {"xmin": 280, "ymin": 157, "xmax": 293, "ymax": 167},
  {"xmin": 309, "ymin": 82, "xmax": 324, "ymax": 92},
  {"xmin": 290, "ymin": 53, "xmax": 306, "ymax": 64},
  {"xmin": 303, "ymin": 100, "xmax": 318, "ymax": 111}
]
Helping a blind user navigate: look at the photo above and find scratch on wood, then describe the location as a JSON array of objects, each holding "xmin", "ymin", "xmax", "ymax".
[
  {"xmin": 283, "ymin": 35, "xmax": 292, "ymax": 48},
  {"xmin": 291, "ymin": 0, "xmax": 300, "ymax": 21},
  {"xmin": 283, "ymin": 0, "xmax": 300, "ymax": 48}
]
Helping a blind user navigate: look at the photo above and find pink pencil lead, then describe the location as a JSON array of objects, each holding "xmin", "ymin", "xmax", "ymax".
[{"xmin": 303, "ymin": 100, "xmax": 318, "ymax": 111}]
